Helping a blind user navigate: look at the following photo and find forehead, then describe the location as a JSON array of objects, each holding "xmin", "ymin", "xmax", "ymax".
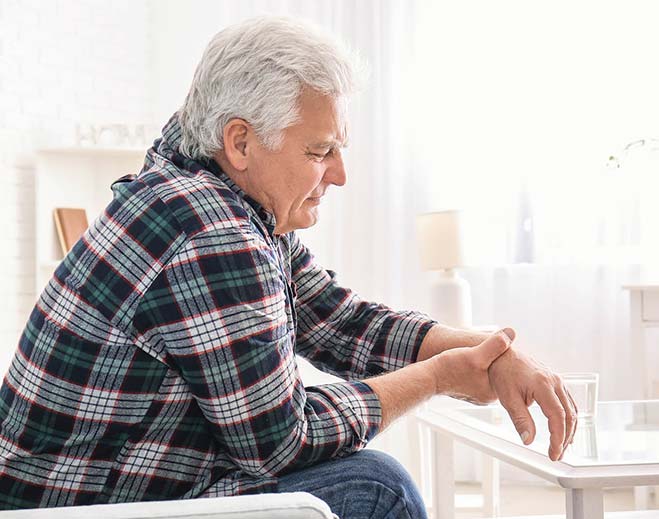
[{"xmin": 291, "ymin": 90, "xmax": 348, "ymax": 146}]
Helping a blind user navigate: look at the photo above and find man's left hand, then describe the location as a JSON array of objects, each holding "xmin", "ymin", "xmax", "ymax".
[{"xmin": 488, "ymin": 348, "xmax": 578, "ymax": 461}]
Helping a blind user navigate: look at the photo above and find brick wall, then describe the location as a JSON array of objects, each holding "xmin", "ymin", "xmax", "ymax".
[{"xmin": 0, "ymin": 0, "xmax": 154, "ymax": 371}]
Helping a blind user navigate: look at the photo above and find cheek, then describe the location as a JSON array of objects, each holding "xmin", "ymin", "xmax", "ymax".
[
  {"xmin": 296, "ymin": 166, "xmax": 325, "ymax": 196},
  {"xmin": 310, "ymin": 164, "xmax": 329, "ymax": 187}
]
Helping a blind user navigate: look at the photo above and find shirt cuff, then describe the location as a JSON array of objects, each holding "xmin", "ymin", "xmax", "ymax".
[
  {"xmin": 310, "ymin": 381, "xmax": 382, "ymax": 449},
  {"xmin": 380, "ymin": 311, "xmax": 437, "ymax": 369}
]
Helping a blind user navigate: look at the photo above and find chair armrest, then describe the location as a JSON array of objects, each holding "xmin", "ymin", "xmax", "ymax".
[{"xmin": 0, "ymin": 492, "xmax": 336, "ymax": 519}]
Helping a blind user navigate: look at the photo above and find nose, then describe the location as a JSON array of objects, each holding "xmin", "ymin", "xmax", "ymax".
[{"xmin": 325, "ymin": 150, "xmax": 347, "ymax": 187}]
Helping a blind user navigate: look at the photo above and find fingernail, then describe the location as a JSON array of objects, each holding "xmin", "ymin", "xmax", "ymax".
[
  {"xmin": 520, "ymin": 430, "xmax": 530, "ymax": 443},
  {"xmin": 500, "ymin": 327, "xmax": 515, "ymax": 342}
]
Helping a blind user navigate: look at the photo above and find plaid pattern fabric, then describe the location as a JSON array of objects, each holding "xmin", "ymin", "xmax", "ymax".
[{"xmin": 0, "ymin": 114, "xmax": 435, "ymax": 510}]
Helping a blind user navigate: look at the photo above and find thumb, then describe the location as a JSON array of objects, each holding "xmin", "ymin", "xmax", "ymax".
[{"xmin": 473, "ymin": 328, "xmax": 515, "ymax": 368}]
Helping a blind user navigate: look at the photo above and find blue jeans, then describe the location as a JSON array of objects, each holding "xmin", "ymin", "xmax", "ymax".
[{"xmin": 277, "ymin": 449, "xmax": 427, "ymax": 519}]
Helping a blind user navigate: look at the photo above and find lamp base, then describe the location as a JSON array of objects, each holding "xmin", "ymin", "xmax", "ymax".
[{"xmin": 430, "ymin": 269, "xmax": 472, "ymax": 328}]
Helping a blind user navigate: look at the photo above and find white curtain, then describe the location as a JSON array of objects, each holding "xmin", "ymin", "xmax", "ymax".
[
  {"xmin": 408, "ymin": 0, "xmax": 659, "ymax": 401},
  {"xmin": 411, "ymin": 0, "xmax": 659, "ymax": 264}
]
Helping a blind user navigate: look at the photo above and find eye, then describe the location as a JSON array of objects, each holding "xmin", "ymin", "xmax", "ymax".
[{"xmin": 308, "ymin": 149, "xmax": 332, "ymax": 161}]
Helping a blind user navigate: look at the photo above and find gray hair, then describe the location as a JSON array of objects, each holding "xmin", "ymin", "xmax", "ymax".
[{"xmin": 178, "ymin": 16, "xmax": 362, "ymax": 159}]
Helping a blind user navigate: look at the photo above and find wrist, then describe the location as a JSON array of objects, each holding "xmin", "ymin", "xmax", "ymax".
[
  {"xmin": 427, "ymin": 353, "xmax": 450, "ymax": 395},
  {"xmin": 417, "ymin": 324, "xmax": 490, "ymax": 362}
]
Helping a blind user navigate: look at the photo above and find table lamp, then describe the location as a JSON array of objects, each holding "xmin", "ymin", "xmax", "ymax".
[{"xmin": 417, "ymin": 210, "xmax": 472, "ymax": 327}]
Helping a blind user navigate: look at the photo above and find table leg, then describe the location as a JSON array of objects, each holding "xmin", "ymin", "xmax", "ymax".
[
  {"xmin": 407, "ymin": 416, "xmax": 423, "ymax": 489},
  {"xmin": 482, "ymin": 453, "xmax": 500, "ymax": 517},
  {"xmin": 629, "ymin": 291, "xmax": 648, "ymax": 399},
  {"xmin": 565, "ymin": 488, "xmax": 603, "ymax": 519},
  {"xmin": 431, "ymin": 429, "xmax": 455, "ymax": 519},
  {"xmin": 634, "ymin": 486, "xmax": 651, "ymax": 510}
]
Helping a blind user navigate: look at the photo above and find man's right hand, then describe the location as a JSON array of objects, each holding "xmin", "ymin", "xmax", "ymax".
[{"xmin": 431, "ymin": 328, "xmax": 515, "ymax": 405}]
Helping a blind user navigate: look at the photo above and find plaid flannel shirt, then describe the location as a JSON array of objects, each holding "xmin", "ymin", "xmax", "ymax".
[{"xmin": 0, "ymin": 115, "xmax": 435, "ymax": 510}]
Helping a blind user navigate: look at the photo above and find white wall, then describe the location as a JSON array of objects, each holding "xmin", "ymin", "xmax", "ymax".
[
  {"xmin": 0, "ymin": 0, "xmax": 154, "ymax": 368},
  {"xmin": 149, "ymin": 0, "xmax": 226, "ymax": 124}
]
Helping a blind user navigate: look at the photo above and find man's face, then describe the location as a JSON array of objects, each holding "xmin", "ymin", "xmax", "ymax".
[{"xmin": 245, "ymin": 90, "xmax": 348, "ymax": 235}]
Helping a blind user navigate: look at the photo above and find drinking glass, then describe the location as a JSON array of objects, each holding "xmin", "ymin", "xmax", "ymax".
[{"xmin": 562, "ymin": 372, "xmax": 599, "ymax": 423}]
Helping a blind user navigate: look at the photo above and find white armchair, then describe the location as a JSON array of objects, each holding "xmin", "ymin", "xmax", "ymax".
[{"xmin": 0, "ymin": 492, "xmax": 336, "ymax": 519}]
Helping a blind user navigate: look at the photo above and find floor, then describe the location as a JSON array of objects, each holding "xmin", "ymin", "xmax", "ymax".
[{"xmin": 452, "ymin": 482, "xmax": 655, "ymax": 518}]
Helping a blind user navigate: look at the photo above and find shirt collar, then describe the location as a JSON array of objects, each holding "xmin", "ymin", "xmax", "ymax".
[{"xmin": 156, "ymin": 113, "xmax": 278, "ymax": 238}]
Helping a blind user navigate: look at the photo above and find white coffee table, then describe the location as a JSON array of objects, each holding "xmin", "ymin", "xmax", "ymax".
[{"xmin": 416, "ymin": 398, "xmax": 659, "ymax": 519}]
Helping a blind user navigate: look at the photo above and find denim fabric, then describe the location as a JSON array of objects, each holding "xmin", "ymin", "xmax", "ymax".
[{"xmin": 277, "ymin": 449, "xmax": 428, "ymax": 519}]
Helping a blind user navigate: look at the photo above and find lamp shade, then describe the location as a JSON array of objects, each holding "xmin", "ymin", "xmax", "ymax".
[{"xmin": 416, "ymin": 210, "xmax": 465, "ymax": 270}]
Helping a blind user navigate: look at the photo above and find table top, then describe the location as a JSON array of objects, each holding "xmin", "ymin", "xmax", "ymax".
[
  {"xmin": 622, "ymin": 284, "xmax": 659, "ymax": 291},
  {"xmin": 417, "ymin": 398, "xmax": 659, "ymax": 488}
]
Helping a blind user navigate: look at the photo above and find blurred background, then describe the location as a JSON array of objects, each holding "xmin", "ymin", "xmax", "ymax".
[{"xmin": 1, "ymin": 0, "xmax": 659, "ymax": 512}]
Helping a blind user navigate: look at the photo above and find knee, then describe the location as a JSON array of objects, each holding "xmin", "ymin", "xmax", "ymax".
[
  {"xmin": 347, "ymin": 450, "xmax": 427, "ymax": 518},
  {"xmin": 351, "ymin": 450, "xmax": 411, "ymax": 486}
]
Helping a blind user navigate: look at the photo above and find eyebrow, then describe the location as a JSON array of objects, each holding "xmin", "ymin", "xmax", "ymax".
[{"xmin": 310, "ymin": 138, "xmax": 349, "ymax": 149}]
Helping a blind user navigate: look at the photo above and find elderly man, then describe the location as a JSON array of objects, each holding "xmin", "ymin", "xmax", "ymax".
[{"xmin": 0, "ymin": 16, "xmax": 576, "ymax": 518}]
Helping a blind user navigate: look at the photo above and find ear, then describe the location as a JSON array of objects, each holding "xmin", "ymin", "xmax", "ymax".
[{"xmin": 222, "ymin": 118, "xmax": 251, "ymax": 171}]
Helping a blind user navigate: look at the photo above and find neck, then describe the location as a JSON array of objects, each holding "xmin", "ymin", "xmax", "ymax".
[
  {"xmin": 214, "ymin": 151, "xmax": 285, "ymax": 234},
  {"xmin": 214, "ymin": 152, "xmax": 273, "ymax": 209},
  {"xmin": 214, "ymin": 152, "xmax": 246, "ymax": 191}
]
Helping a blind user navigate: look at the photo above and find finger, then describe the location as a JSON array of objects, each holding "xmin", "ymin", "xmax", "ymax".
[
  {"xmin": 565, "ymin": 387, "xmax": 579, "ymax": 444},
  {"xmin": 534, "ymin": 385, "xmax": 566, "ymax": 461},
  {"xmin": 474, "ymin": 328, "xmax": 515, "ymax": 369},
  {"xmin": 499, "ymin": 389, "xmax": 536, "ymax": 446},
  {"xmin": 554, "ymin": 384, "xmax": 573, "ymax": 454},
  {"xmin": 555, "ymin": 383, "xmax": 577, "ymax": 456}
]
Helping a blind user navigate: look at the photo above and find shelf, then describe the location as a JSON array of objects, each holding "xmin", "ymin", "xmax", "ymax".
[{"xmin": 37, "ymin": 147, "xmax": 147, "ymax": 158}]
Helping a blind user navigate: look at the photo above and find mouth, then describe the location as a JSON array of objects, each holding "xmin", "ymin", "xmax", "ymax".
[{"xmin": 307, "ymin": 193, "xmax": 324, "ymax": 204}]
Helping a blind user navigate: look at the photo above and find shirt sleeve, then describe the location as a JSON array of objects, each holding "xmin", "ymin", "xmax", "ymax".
[
  {"xmin": 289, "ymin": 233, "xmax": 436, "ymax": 380},
  {"xmin": 132, "ymin": 228, "xmax": 381, "ymax": 479}
]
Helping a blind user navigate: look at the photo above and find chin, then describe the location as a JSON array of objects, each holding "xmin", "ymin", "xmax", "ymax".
[{"xmin": 294, "ymin": 210, "xmax": 319, "ymax": 231}]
